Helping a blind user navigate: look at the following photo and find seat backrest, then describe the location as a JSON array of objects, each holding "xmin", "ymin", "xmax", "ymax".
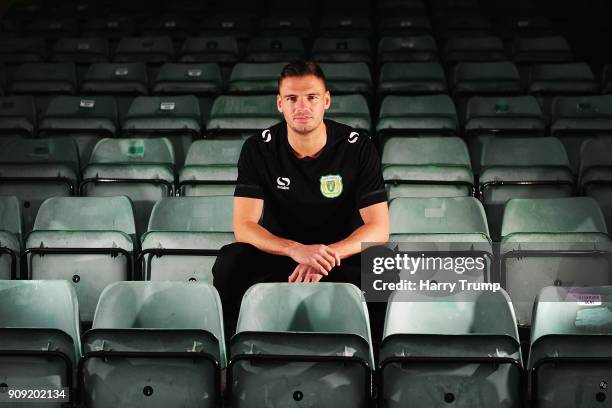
[
  {"xmin": 481, "ymin": 137, "xmax": 569, "ymax": 168},
  {"xmin": 152, "ymin": 63, "xmax": 223, "ymax": 94},
  {"xmin": 147, "ymin": 196, "xmax": 233, "ymax": 232},
  {"xmin": 88, "ymin": 137, "xmax": 174, "ymax": 167},
  {"xmin": 382, "ymin": 136, "xmax": 470, "ymax": 167},
  {"xmin": 39, "ymin": 95, "xmax": 118, "ymax": 135},
  {"xmin": 184, "ymin": 139, "xmax": 243, "ymax": 166},
  {"xmin": 81, "ymin": 62, "xmax": 149, "ymax": 95},
  {"xmin": 123, "ymin": 95, "xmax": 201, "ymax": 133},
  {"xmin": 206, "ymin": 95, "xmax": 282, "ymax": 131},
  {"xmin": 0, "ymin": 196, "xmax": 22, "ymax": 237},
  {"xmin": 0, "ymin": 95, "xmax": 37, "ymax": 136},
  {"xmin": 0, "ymin": 136, "xmax": 80, "ymax": 175}
]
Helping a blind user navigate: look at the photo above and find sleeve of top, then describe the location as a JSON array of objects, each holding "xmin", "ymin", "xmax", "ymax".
[
  {"xmin": 356, "ymin": 138, "xmax": 388, "ymax": 209},
  {"xmin": 234, "ymin": 138, "xmax": 265, "ymax": 199}
]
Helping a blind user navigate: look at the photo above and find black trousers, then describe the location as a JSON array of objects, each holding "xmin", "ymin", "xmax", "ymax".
[{"xmin": 212, "ymin": 242, "xmax": 387, "ymax": 345}]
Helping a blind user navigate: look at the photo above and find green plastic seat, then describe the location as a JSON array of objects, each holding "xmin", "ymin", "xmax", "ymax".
[
  {"xmin": 319, "ymin": 62, "xmax": 372, "ymax": 95},
  {"xmin": 122, "ymin": 95, "xmax": 201, "ymax": 166},
  {"xmin": 51, "ymin": 37, "xmax": 109, "ymax": 64},
  {"xmin": 311, "ymin": 37, "xmax": 372, "ymax": 64},
  {"xmin": 0, "ymin": 280, "xmax": 81, "ymax": 399},
  {"xmin": 480, "ymin": 137, "xmax": 574, "ymax": 240},
  {"xmin": 451, "ymin": 62, "xmax": 522, "ymax": 97},
  {"xmin": 10, "ymin": 62, "xmax": 77, "ymax": 95},
  {"xmin": 152, "ymin": 63, "xmax": 223, "ymax": 95},
  {"xmin": 180, "ymin": 36, "xmax": 240, "ymax": 64},
  {"xmin": 0, "ymin": 37, "xmax": 46, "ymax": 64},
  {"xmin": 443, "ymin": 36, "xmax": 506, "ymax": 64},
  {"xmin": 319, "ymin": 15, "xmax": 372, "ymax": 38},
  {"xmin": 0, "ymin": 196, "xmax": 22, "ymax": 279},
  {"xmin": 259, "ymin": 15, "xmax": 312, "ymax": 38},
  {"xmin": 206, "ymin": 95, "xmax": 282, "ymax": 137},
  {"xmin": 228, "ymin": 62, "xmax": 287, "ymax": 94},
  {"xmin": 512, "ymin": 36, "xmax": 573, "ymax": 64},
  {"xmin": 378, "ymin": 62, "xmax": 447, "ymax": 96},
  {"xmin": 140, "ymin": 16, "xmax": 194, "ymax": 40},
  {"xmin": 199, "ymin": 16, "xmax": 252, "ymax": 40},
  {"xmin": 81, "ymin": 281, "xmax": 225, "ymax": 408},
  {"xmin": 378, "ymin": 15, "xmax": 431, "ymax": 37},
  {"xmin": 25, "ymin": 196, "xmax": 136, "ymax": 323},
  {"xmin": 141, "ymin": 196, "xmax": 234, "ymax": 283},
  {"xmin": 80, "ymin": 62, "xmax": 149, "ymax": 95},
  {"xmin": 380, "ymin": 289, "xmax": 522, "ymax": 407},
  {"xmin": 377, "ymin": 95, "xmax": 458, "ymax": 136},
  {"xmin": 0, "ymin": 137, "xmax": 79, "ymax": 232},
  {"xmin": 230, "ymin": 282, "xmax": 373, "ymax": 408},
  {"xmin": 82, "ymin": 137, "xmax": 175, "ymax": 236},
  {"xmin": 113, "ymin": 36, "xmax": 174, "ymax": 64},
  {"xmin": 245, "ymin": 36, "xmax": 305, "ymax": 62},
  {"xmin": 497, "ymin": 16, "xmax": 553, "ymax": 41},
  {"xmin": 39, "ymin": 95, "xmax": 118, "ymax": 164},
  {"xmin": 378, "ymin": 1, "xmax": 426, "ymax": 15},
  {"xmin": 0, "ymin": 95, "xmax": 37, "ymax": 137},
  {"xmin": 81, "ymin": 16, "xmax": 133, "ymax": 40},
  {"xmin": 377, "ymin": 35, "xmax": 438, "ymax": 64},
  {"xmin": 500, "ymin": 197, "xmax": 612, "ymax": 326},
  {"xmin": 382, "ymin": 137, "xmax": 473, "ymax": 199},
  {"xmin": 326, "ymin": 94, "xmax": 371, "ymax": 133},
  {"xmin": 26, "ymin": 18, "xmax": 77, "ymax": 41},
  {"xmin": 179, "ymin": 139, "xmax": 243, "ymax": 196},
  {"xmin": 580, "ymin": 138, "xmax": 612, "ymax": 234},
  {"xmin": 529, "ymin": 286, "xmax": 612, "ymax": 407},
  {"xmin": 435, "ymin": 15, "xmax": 491, "ymax": 40},
  {"xmin": 602, "ymin": 64, "xmax": 612, "ymax": 95},
  {"xmin": 529, "ymin": 62, "xmax": 598, "ymax": 95}
]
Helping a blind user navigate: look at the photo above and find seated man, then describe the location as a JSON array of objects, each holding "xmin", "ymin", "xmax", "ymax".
[{"xmin": 213, "ymin": 60, "xmax": 389, "ymax": 337}]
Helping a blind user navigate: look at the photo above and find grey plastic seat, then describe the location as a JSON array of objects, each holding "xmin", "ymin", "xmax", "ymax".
[
  {"xmin": 550, "ymin": 95, "xmax": 612, "ymax": 173},
  {"xmin": 122, "ymin": 96, "xmax": 201, "ymax": 167},
  {"xmin": 0, "ymin": 95, "xmax": 37, "ymax": 137},
  {"xmin": 229, "ymin": 282, "xmax": 373, "ymax": 408},
  {"xmin": 580, "ymin": 138, "xmax": 612, "ymax": 233},
  {"xmin": 377, "ymin": 95, "xmax": 458, "ymax": 137},
  {"xmin": 451, "ymin": 62, "xmax": 522, "ymax": 97},
  {"xmin": 113, "ymin": 36, "xmax": 174, "ymax": 65},
  {"xmin": 378, "ymin": 62, "xmax": 447, "ymax": 96},
  {"xmin": 82, "ymin": 138, "xmax": 175, "ymax": 236},
  {"xmin": 0, "ymin": 280, "xmax": 81, "ymax": 402},
  {"xmin": 382, "ymin": 137, "xmax": 473, "ymax": 199},
  {"xmin": 244, "ymin": 36, "xmax": 304, "ymax": 62},
  {"xmin": 228, "ymin": 62, "xmax": 286, "ymax": 94},
  {"xmin": 512, "ymin": 36, "xmax": 573, "ymax": 64},
  {"xmin": 25, "ymin": 196, "xmax": 136, "ymax": 323},
  {"xmin": 80, "ymin": 281, "xmax": 225, "ymax": 408},
  {"xmin": 443, "ymin": 36, "xmax": 506, "ymax": 64},
  {"xmin": 319, "ymin": 62, "xmax": 372, "ymax": 95},
  {"xmin": 319, "ymin": 15, "xmax": 372, "ymax": 38},
  {"xmin": 380, "ymin": 289, "xmax": 522, "ymax": 407},
  {"xmin": 152, "ymin": 63, "xmax": 223, "ymax": 95},
  {"xmin": 378, "ymin": 16, "xmax": 431, "ymax": 37},
  {"xmin": 480, "ymin": 137, "xmax": 574, "ymax": 240},
  {"xmin": 206, "ymin": 95, "xmax": 282, "ymax": 137},
  {"xmin": 500, "ymin": 197, "xmax": 612, "ymax": 326},
  {"xmin": 377, "ymin": 35, "xmax": 438, "ymax": 64},
  {"xmin": 0, "ymin": 137, "xmax": 79, "ymax": 233},
  {"xmin": 51, "ymin": 37, "xmax": 109, "ymax": 65},
  {"xmin": 0, "ymin": 37, "xmax": 46, "ymax": 64},
  {"xmin": 141, "ymin": 196, "xmax": 234, "ymax": 282},
  {"xmin": 326, "ymin": 94, "xmax": 371, "ymax": 133},
  {"xmin": 180, "ymin": 36, "xmax": 240, "ymax": 64},
  {"xmin": 529, "ymin": 286, "xmax": 612, "ymax": 407},
  {"xmin": 311, "ymin": 37, "xmax": 371, "ymax": 64},
  {"xmin": 179, "ymin": 139, "xmax": 243, "ymax": 196},
  {"xmin": 39, "ymin": 95, "xmax": 118, "ymax": 165},
  {"xmin": 0, "ymin": 196, "xmax": 22, "ymax": 279}
]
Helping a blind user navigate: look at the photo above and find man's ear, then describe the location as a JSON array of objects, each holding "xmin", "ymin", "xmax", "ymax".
[
  {"xmin": 277, "ymin": 94, "xmax": 283, "ymax": 113},
  {"xmin": 323, "ymin": 90, "xmax": 331, "ymax": 110}
]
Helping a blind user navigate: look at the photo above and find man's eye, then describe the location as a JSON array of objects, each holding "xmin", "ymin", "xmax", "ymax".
[{"xmin": 287, "ymin": 97, "xmax": 297, "ymax": 102}]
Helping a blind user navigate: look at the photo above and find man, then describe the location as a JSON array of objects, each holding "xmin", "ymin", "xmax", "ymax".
[{"xmin": 213, "ymin": 60, "xmax": 389, "ymax": 337}]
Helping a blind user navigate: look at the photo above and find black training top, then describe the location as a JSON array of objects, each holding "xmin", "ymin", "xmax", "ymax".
[{"xmin": 235, "ymin": 119, "xmax": 387, "ymax": 245}]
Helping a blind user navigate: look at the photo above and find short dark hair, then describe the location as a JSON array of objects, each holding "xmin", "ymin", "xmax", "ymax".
[{"xmin": 278, "ymin": 60, "xmax": 328, "ymax": 90}]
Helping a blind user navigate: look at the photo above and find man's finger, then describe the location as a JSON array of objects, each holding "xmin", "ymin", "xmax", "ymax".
[
  {"xmin": 312, "ymin": 257, "xmax": 330, "ymax": 275},
  {"xmin": 315, "ymin": 255, "xmax": 333, "ymax": 272},
  {"xmin": 288, "ymin": 265, "xmax": 301, "ymax": 282},
  {"xmin": 324, "ymin": 247, "xmax": 341, "ymax": 267},
  {"xmin": 320, "ymin": 251, "xmax": 337, "ymax": 268}
]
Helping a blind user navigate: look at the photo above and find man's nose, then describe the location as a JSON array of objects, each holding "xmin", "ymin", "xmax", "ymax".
[{"xmin": 295, "ymin": 97, "xmax": 308, "ymax": 109}]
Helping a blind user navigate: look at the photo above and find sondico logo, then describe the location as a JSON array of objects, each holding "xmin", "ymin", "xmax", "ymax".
[
  {"xmin": 276, "ymin": 177, "xmax": 290, "ymax": 190},
  {"xmin": 348, "ymin": 132, "xmax": 359, "ymax": 144},
  {"xmin": 261, "ymin": 129, "xmax": 271, "ymax": 142}
]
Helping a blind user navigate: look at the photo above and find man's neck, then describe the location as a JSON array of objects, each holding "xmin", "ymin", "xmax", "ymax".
[{"xmin": 287, "ymin": 122, "xmax": 328, "ymax": 159}]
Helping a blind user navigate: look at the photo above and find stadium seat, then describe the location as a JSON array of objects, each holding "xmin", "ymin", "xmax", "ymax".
[
  {"xmin": 319, "ymin": 62, "xmax": 372, "ymax": 95},
  {"xmin": 529, "ymin": 286, "xmax": 612, "ymax": 407},
  {"xmin": 382, "ymin": 136, "xmax": 473, "ymax": 199},
  {"xmin": 38, "ymin": 95, "xmax": 118, "ymax": 165},
  {"xmin": 443, "ymin": 36, "xmax": 506, "ymax": 64},
  {"xmin": 140, "ymin": 16, "xmax": 195, "ymax": 41},
  {"xmin": 550, "ymin": 95, "xmax": 612, "ymax": 173},
  {"xmin": 140, "ymin": 196, "xmax": 234, "ymax": 282},
  {"xmin": 377, "ymin": 16, "xmax": 432, "ymax": 37},
  {"xmin": 0, "ymin": 196, "xmax": 22, "ymax": 279},
  {"xmin": 206, "ymin": 95, "xmax": 282, "ymax": 137},
  {"xmin": 122, "ymin": 95, "xmax": 201, "ymax": 166},
  {"xmin": 512, "ymin": 35, "xmax": 573, "ymax": 64},
  {"xmin": 0, "ymin": 280, "xmax": 81, "ymax": 400},
  {"xmin": 0, "ymin": 137, "xmax": 79, "ymax": 232},
  {"xmin": 152, "ymin": 63, "xmax": 222, "ymax": 95},
  {"xmin": 326, "ymin": 94, "xmax": 371, "ymax": 134},
  {"xmin": 10, "ymin": 63, "xmax": 78, "ymax": 113},
  {"xmin": 81, "ymin": 138, "xmax": 175, "ymax": 236},
  {"xmin": 113, "ymin": 36, "xmax": 174, "ymax": 65},
  {"xmin": 81, "ymin": 16, "xmax": 134, "ymax": 40},
  {"xmin": 244, "ymin": 36, "xmax": 305, "ymax": 62},
  {"xmin": 378, "ymin": 62, "xmax": 447, "ymax": 96},
  {"xmin": 319, "ymin": 15, "xmax": 372, "ymax": 38},
  {"xmin": 377, "ymin": 35, "xmax": 438, "ymax": 64},
  {"xmin": 259, "ymin": 15, "xmax": 312, "ymax": 38},
  {"xmin": 228, "ymin": 62, "xmax": 286, "ymax": 94},
  {"xmin": 179, "ymin": 139, "xmax": 243, "ymax": 196},
  {"xmin": 377, "ymin": 95, "xmax": 458, "ymax": 138},
  {"xmin": 80, "ymin": 281, "xmax": 225, "ymax": 408},
  {"xmin": 495, "ymin": 16, "xmax": 554, "ymax": 41},
  {"xmin": 199, "ymin": 15, "xmax": 252, "ymax": 40},
  {"xmin": 479, "ymin": 137, "xmax": 574, "ymax": 240},
  {"xmin": 500, "ymin": 197, "xmax": 612, "ymax": 326},
  {"xmin": 602, "ymin": 64, "xmax": 612, "ymax": 94},
  {"xmin": 431, "ymin": 0, "xmax": 480, "ymax": 12},
  {"xmin": 0, "ymin": 37, "xmax": 46, "ymax": 64},
  {"xmin": 52, "ymin": 37, "xmax": 109, "ymax": 65},
  {"xmin": 450, "ymin": 61, "xmax": 523, "ymax": 98},
  {"xmin": 580, "ymin": 138, "xmax": 612, "ymax": 232},
  {"xmin": 25, "ymin": 18, "xmax": 77, "ymax": 42},
  {"xmin": 389, "ymin": 196, "xmax": 492, "ymax": 282},
  {"xmin": 435, "ymin": 15, "xmax": 492, "ymax": 41},
  {"xmin": 24, "ymin": 196, "xmax": 136, "ymax": 323},
  {"xmin": 229, "ymin": 282, "xmax": 373, "ymax": 408},
  {"xmin": 311, "ymin": 37, "xmax": 372, "ymax": 65},
  {"xmin": 0, "ymin": 95, "xmax": 37, "ymax": 138},
  {"xmin": 377, "ymin": 0, "xmax": 426, "ymax": 15},
  {"xmin": 180, "ymin": 36, "xmax": 240, "ymax": 65},
  {"xmin": 379, "ymin": 289, "xmax": 522, "ymax": 407}
]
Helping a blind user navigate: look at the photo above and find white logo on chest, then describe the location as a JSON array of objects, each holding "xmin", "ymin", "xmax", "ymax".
[
  {"xmin": 348, "ymin": 132, "xmax": 359, "ymax": 144},
  {"xmin": 276, "ymin": 177, "xmax": 290, "ymax": 190},
  {"xmin": 262, "ymin": 129, "xmax": 271, "ymax": 142}
]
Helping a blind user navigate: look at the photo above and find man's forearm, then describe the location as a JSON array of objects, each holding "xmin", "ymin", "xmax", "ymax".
[
  {"xmin": 235, "ymin": 221, "xmax": 298, "ymax": 256},
  {"xmin": 329, "ymin": 222, "xmax": 389, "ymax": 260}
]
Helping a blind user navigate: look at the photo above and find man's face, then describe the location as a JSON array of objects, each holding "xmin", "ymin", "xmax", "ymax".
[{"xmin": 277, "ymin": 74, "xmax": 331, "ymax": 134}]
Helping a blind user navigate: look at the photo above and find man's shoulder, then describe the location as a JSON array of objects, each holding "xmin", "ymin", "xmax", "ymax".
[
  {"xmin": 244, "ymin": 121, "xmax": 285, "ymax": 150},
  {"xmin": 326, "ymin": 119, "xmax": 369, "ymax": 149}
]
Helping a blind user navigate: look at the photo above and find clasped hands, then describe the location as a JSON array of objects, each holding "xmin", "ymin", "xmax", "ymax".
[{"xmin": 286, "ymin": 243, "xmax": 341, "ymax": 283}]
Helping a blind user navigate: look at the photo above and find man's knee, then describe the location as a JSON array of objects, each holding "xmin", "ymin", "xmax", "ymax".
[{"xmin": 212, "ymin": 242, "xmax": 260, "ymax": 288}]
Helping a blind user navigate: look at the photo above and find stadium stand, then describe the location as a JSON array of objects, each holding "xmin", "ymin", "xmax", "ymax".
[
  {"xmin": 377, "ymin": 62, "xmax": 447, "ymax": 96},
  {"xmin": 0, "ymin": 196, "xmax": 21, "ymax": 279}
]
